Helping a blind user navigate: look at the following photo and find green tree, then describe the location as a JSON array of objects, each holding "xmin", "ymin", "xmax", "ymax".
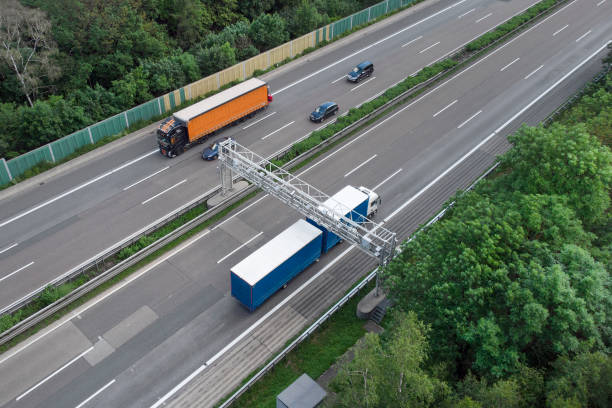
[
  {"xmin": 199, "ymin": 21, "xmax": 258, "ymax": 61},
  {"xmin": 109, "ymin": 66, "xmax": 152, "ymax": 108},
  {"xmin": 141, "ymin": 52, "xmax": 199, "ymax": 95},
  {"xmin": 67, "ymin": 83, "xmax": 120, "ymax": 123},
  {"xmin": 195, "ymin": 42, "xmax": 236, "ymax": 76},
  {"xmin": 0, "ymin": 102, "xmax": 19, "ymax": 157},
  {"xmin": 249, "ymin": 13, "xmax": 288, "ymax": 51},
  {"xmin": 383, "ymin": 191, "xmax": 610, "ymax": 379},
  {"xmin": 203, "ymin": 0, "xmax": 240, "ymax": 30},
  {"xmin": 15, "ymin": 95, "xmax": 90, "ymax": 151},
  {"xmin": 498, "ymin": 124, "xmax": 612, "ymax": 226},
  {"xmin": 333, "ymin": 311, "xmax": 450, "ymax": 407},
  {"xmin": 237, "ymin": 0, "xmax": 275, "ymax": 20},
  {"xmin": 545, "ymin": 352, "xmax": 612, "ymax": 408},
  {"xmin": 456, "ymin": 368, "xmax": 544, "ymax": 408},
  {"xmin": 162, "ymin": 0, "xmax": 212, "ymax": 50},
  {"xmin": 0, "ymin": 0, "xmax": 61, "ymax": 106},
  {"xmin": 286, "ymin": 0, "xmax": 328, "ymax": 37}
]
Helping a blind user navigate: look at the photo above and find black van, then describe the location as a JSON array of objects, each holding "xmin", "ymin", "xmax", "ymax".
[{"xmin": 347, "ymin": 61, "xmax": 374, "ymax": 82}]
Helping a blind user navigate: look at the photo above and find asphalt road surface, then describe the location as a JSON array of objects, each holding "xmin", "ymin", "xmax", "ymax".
[
  {"xmin": 0, "ymin": 0, "xmax": 549, "ymax": 312},
  {"xmin": 0, "ymin": 0, "xmax": 610, "ymax": 407}
]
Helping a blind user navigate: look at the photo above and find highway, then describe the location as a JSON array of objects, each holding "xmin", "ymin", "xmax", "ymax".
[
  {"xmin": 0, "ymin": 0, "xmax": 609, "ymax": 407},
  {"xmin": 0, "ymin": 0, "xmax": 547, "ymax": 312}
]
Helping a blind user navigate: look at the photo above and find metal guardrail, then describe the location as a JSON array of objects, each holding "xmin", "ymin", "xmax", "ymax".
[
  {"xmin": 0, "ymin": 54, "xmax": 450, "ymax": 346},
  {"xmin": 218, "ymin": 161, "xmax": 506, "ymax": 408},
  {"xmin": 543, "ymin": 64, "xmax": 611, "ymax": 127},
  {"xmin": 0, "ymin": 0, "xmax": 571, "ymax": 346},
  {"xmin": 219, "ymin": 268, "xmax": 379, "ymax": 408}
]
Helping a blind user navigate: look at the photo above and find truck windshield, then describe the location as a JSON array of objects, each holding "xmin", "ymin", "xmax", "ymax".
[{"xmin": 157, "ymin": 130, "xmax": 169, "ymax": 144}]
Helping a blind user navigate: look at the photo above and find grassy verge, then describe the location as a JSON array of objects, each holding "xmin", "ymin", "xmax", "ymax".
[
  {"xmin": 274, "ymin": 0, "xmax": 565, "ymax": 166},
  {"xmin": 226, "ymin": 281, "xmax": 374, "ymax": 408},
  {"xmin": 0, "ymin": 0, "xmax": 567, "ymax": 348},
  {"xmin": 0, "ymin": 1, "xmax": 424, "ymax": 190}
]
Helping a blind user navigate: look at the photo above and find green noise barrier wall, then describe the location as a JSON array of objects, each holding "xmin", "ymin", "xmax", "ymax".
[{"xmin": 1, "ymin": 0, "xmax": 414, "ymax": 184}]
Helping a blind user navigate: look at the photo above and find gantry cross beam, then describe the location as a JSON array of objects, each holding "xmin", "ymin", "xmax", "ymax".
[{"xmin": 218, "ymin": 139, "xmax": 397, "ymax": 267}]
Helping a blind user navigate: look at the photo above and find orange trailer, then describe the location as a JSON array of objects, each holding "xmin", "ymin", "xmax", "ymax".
[{"xmin": 157, "ymin": 78, "xmax": 271, "ymax": 157}]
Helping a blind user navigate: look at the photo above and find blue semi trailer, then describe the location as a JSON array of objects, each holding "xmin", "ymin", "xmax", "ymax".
[
  {"xmin": 307, "ymin": 185, "xmax": 380, "ymax": 253},
  {"xmin": 230, "ymin": 219, "xmax": 323, "ymax": 311}
]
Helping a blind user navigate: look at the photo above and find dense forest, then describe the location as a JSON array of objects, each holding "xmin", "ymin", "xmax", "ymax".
[
  {"xmin": 330, "ymin": 62, "xmax": 612, "ymax": 407},
  {"xmin": 0, "ymin": 0, "xmax": 378, "ymax": 158}
]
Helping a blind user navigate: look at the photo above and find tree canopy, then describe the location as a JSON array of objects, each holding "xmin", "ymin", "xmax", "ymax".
[{"xmin": 0, "ymin": 0, "xmax": 379, "ymax": 158}]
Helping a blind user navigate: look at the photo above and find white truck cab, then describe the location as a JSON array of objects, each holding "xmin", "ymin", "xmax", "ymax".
[{"xmin": 358, "ymin": 186, "xmax": 381, "ymax": 217}]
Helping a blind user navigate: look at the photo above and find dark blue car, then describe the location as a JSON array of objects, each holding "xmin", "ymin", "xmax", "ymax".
[
  {"xmin": 202, "ymin": 137, "xmax": 230, "ymax": 160},
  {"xmin": 310, "ymin": 102, "xmax": 339, "ymax": 123},
  {"xmin": 347, "ymin": 61, "xmax": 374, "ymax": 82}
]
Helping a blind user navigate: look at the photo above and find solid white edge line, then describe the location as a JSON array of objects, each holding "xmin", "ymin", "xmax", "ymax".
[
  {"xmin": 372, "ymin": 168, "xmax": 403, "ymax": 191},
  {"xmin": 361, "ymin": 89, "xmax": 386, "ymax": 105},
  {"xmin": 426, "ymin": 0, "xmax": 543, "ymax": 69},
  {"xmin": 5, "ymin": 2, "xmax": 604, "ymax": 395},
  {"xmin": 208, "ymin": 245, "xmax": 354, "ymax": 368},
  {"xmin": 242, "ymin": 112, "xmax": 276, "ymax": 130},
  {"xmin": 0, "ymin": 261, "xmax": 35, "ymax": 284},
  {"xmin": 150, "ymin": 364, "xmax": 208, "ymax": 408},
  {"xmin": 344, "ymin": 154, "xmax": 378, "ymax": 178},
  {"xmin": 331, "ymin": 76, "xmax": 346, "ymax": 84},
  {"xmin": 401, "ymin": 35, "xmax": 423, "ymax": 48},
  {"xmin": 0, "ymin": 0, "xmax": 576, "ymax": 320},
  {"xmin": 457, "ymin": 110, "xmax": 483, "ymax": 129},
  {"xmin": 496, "ymin": 41, "xmax": 610, "ymax": 134},
  {"xmin": 384, "ymin": 130, "xmax": 497, "ymax": 222},
  {"xmin": 0, "ymin": 150, "xmax": 158, "ymax": 229},
  {"xmin": 500, "ymin": 57, "xmax": 520, "ymax": 72},
  {"xmin": 0, "ymin": 0, "xmax": 553, "ymax": 231},
  {"xmin": 386, "ymin": 40, "xmax": 612, "ymax": 222},
  {"xmin": 433, "ymin": 99, "xmax": 458, "ymax": 117},
  {"xmin": 524, "ymin": 64, "xmax": 544, "ymax": 80},
  {"xmin": 476, "ymin": 12, "xmax": 493, "ymax": 23},
  {"xmin": 217, "ymin": 232, "xmax": 264, "ymax": 264},
  {"xmin": 350, "ymin": 77, "xmax": 377, "ymax": 92},
  {"xmin": 458, "ymin": 8, "xmax": 475, "ymax": 18},
  {"xmin": 0, "ymin": 182, "xmax": 224, "ymax": 317},
  {"xmin": 16, "ymin": 346, "xmax": 94, "ymax": 401},
  {"xmin": 74, "ymin": 379, "xmax": 116, "ymax": 408},
  {"xmin": 419, "ymin": 41, "xmax": 440, "ymax": 54},
  {"xmin": 0, "ymin": 229, "xmax": 211, "ymax": 366},
  {"xmin": 150, "ymin": 243, "xmax": 356, "ymax": 408},
  {"xmin": 596, "ymin": 0, "xmax": 606, "ymax": 5},
  {"xmin": 0, "ymin": 242, "xmax": 18, "ymax": 254},
  {"xmin": 151, "ymin": 37, "xmax": 612, "ymax": 408},
  {"xmin": 141, "ymin": 179, "xmax": 187, "ymax": 205},
  {"xmin": 553, "ymin": 24, "xmax": 569, "ymax": 36},
  {"xmin": 271, "ymin": 0, "xmax": 467, "ymax": 95},
  {"xmin": 261, "ymin": 121, "xmax": 295, "ymax": 140},
  {"xmin": 123, "ymin": 166, "xmax": 170, "ymax": 191},
  {"xmin": 575, "ymin": 30, "xmax": 591, "ymax": 42}
]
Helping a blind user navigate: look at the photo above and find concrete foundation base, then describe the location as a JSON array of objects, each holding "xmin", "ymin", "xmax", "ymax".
[
  {"xmin": 356, "ymin": 288, "xmax": 387, "ymax": 320},
  {"xmin": 207, "ymin": 180, "xmax": 249, "ymax": 208}
]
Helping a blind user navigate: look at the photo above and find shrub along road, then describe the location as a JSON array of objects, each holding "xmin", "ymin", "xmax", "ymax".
[
  {"xmin": 0, "ymin": 0, "xmax": 538, "ymax": 313},
  {"xmin": 0, "ymin": 0, "xmax": 609, "ymax": 406}
]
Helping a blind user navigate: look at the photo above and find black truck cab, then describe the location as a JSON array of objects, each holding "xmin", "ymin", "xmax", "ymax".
[{"xmin": 157, "ymin": 117, "xmax": 187, "ymax": 157}]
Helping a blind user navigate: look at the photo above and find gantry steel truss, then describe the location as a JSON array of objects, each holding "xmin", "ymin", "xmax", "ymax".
[{"xmin": 218, "ymin": 139, "xmax": 397, "ymax": 268}]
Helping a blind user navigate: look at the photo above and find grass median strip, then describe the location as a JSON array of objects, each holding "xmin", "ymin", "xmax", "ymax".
[
  {"xmin": 220, "ymin": 281, "xmax": 375, "ymax": 408},
  {"xmin": 0, "ymin": 0, "xmax": 567, "ymax": 351},
  {"xmin": 0, "ymin": 191, "xmax": 256, "ymax": 354}
]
